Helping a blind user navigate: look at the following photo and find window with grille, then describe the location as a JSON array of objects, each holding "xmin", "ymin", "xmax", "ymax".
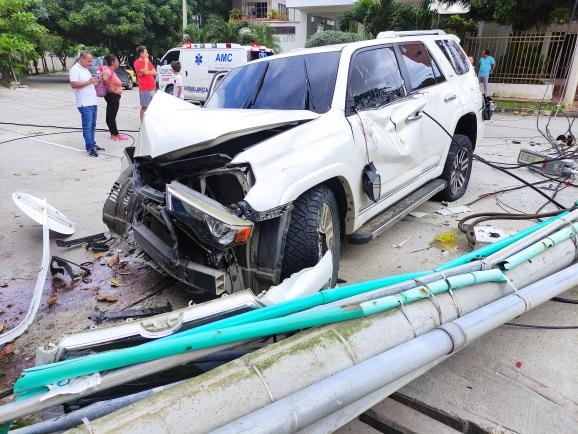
[{"xmin": 243, "ymin": 2, "xmax": 268, "ymax": 18}]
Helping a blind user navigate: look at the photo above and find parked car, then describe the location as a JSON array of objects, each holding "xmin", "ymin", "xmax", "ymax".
[
  {"xmin": 88, "ymin": 57, "xmax": 134, "ymax": 90},
  {"xmin": 103, "ymin": 30, "xmax": 486, "ymax": 296}
]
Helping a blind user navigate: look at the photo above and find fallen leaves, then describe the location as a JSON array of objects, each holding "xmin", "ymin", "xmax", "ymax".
[
  {"xmin": 93, "ymin": 251, "xmax": 106, "ymax": 260},
  {"xmin": 96, "ymin": 294, "xmax": 119, "ymax": 303},
  {"xmin": 47, "ymin": 291, "xmax": 58, "ymax": 307},
  {"xmin": 0, "ymin": 344, "xmax": 14, "ymax": 358},
  {"xmin": 110, "ymin": 277, "xmax": 123, "ymax": 287},
  {"xmin": 107, "ymin": 253, "xmax": 120, "ymax": 267}
]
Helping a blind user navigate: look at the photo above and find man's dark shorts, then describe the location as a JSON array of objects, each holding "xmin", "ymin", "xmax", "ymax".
[{"xmin": 139, "ymin": 90, "xmax": 155, "ymax": 108}]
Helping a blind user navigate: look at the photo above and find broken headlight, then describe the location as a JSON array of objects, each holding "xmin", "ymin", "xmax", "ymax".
[{"xmin": 166, "ymin": 181, "xmax": 253, "ymax": 249}]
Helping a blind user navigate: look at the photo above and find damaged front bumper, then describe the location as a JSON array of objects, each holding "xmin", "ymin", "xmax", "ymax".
[{"xmin": 133, "ymin": 181, "xmax": 254, "ymax": 295}]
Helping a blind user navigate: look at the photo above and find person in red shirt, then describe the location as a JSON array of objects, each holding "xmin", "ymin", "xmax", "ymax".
[{"xmin": 134, "ymin": 45, "xmax": 157, "ymax": 120}]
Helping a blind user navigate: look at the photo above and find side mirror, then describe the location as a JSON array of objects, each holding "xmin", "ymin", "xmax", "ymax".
[{"xmin": 362, "ymin": 162, "xmax": 381, "ymax": 203}]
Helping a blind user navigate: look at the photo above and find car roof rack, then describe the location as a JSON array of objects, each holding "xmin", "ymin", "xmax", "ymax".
[{"xmin": 376, "ymin": 30, "xmax": 447, "ymax": 39}]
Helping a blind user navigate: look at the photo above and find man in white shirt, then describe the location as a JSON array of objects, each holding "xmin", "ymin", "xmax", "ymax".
[{"xmin": 69, "ymin": 51, "xmax": 104, "ymax": 157}]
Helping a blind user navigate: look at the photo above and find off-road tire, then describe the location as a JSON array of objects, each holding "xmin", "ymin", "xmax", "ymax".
[
  {"xmin": 435, "ymin": 134, "xmax": 473, "ymax": 202},
  {"xmin": 126, "ymin": 80, "xmax": 134, "ymax": 90},
  {"xmin": 281, "ymin": 185, "xmax": 341, "ymax": 287},
  {"xmin": 164, "ymin": 84, "xmax": 174, "ymax": 95}
]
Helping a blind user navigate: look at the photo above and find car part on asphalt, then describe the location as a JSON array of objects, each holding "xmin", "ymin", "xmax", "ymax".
[
  {"xmin": 56, "ymin": 232, "xmax": 112, "ymax": 251},
  {"xmin": 35, "ymin": 290, "xmax": 263, "ymax": 364},
  {"xmin": 50, "ymin": 256, "xmax": 92, "ymax": 282},
  {"xmin": 12, "ymin": 192, "xmax": 75, "ymax": 235},
  {"xmin": 517, "ymin": 148, "xmax": 576, "ymax": 177},
  {"xmin": 0, "ymin": 204, "xmax": 50, "ymax": 346},
  {"xmin": 90, "ymin": 303, "xmax": 173, "ymax": 325}
]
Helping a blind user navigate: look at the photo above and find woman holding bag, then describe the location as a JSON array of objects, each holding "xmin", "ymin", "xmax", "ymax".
[{"xmin": 102, "ymin": 54, "xmax": 128, "ymax": 141}]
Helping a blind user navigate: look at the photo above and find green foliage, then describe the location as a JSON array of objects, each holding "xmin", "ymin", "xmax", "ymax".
[
  {"xmin": 228, "ymin": 8, "xmax": 243, "ymax": 21},
  {"xmin": 341, "ymin": 0, "xmax": 440, "ymax": 37},
  {"xmin": 0, "ymin": 0, "xmax": 47, "ymax": 82},
  {"xmin": 305, "ymin": 30, "xmax": 368, "ymax": 48},
  {"xmin": 200, "ymin": 17, "xmax": 280, "ymax": 52},
  {"xmin": 443, "ymin": 14, "xmax": 478, "ymax": 39},
  {"xmin": 39, "ymin": 0, "xmax": 185, "ymax": 56},
  {"xmin": 441, "ymin": 0, "xmax": 575, "ymax": 30}
]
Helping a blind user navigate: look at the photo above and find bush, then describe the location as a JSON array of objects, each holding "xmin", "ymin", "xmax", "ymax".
[{"xmin": 305, "ymin": 30, "xmax": 368, "ymax": 48}]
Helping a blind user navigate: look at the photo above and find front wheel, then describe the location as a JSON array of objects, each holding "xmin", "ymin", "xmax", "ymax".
[
  {"xmin": 164, "ymin": 84, "xmax": 174, "ymax": 95},
  {"xmin": 281, "ymin": 185, "xmax": 341, "ymax": 287},
  {"xmin": 435, "ymin": 134, "xmax": 473, "ymax": 202},
  {"xmin": 126, "ymin": 80, "xmax": 133, "ymax": 90}
]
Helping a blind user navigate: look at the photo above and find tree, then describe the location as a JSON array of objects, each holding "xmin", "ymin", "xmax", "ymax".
[
  {"xmin": 0, "ymin": 0, "xmax": 47, "ymax": 82},
  {"xmin": 39, "ymin": 0, "xmax": 185, "ymax": 57},
  {"xmin": 440, "ymin": 0, "xmax": 576, "ymax": 31},
  {"xmin": 340, "ymin": 0, "xmax": 440, "ymax": 37},
  {"xmin": 200, "ymin": 16, "xmax": 281, "ymax": 52}
]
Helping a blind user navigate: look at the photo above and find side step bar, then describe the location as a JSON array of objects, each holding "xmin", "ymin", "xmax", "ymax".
[{"xmin": 348, "ymin": 179, "xmax": 446, "ymax": 244}]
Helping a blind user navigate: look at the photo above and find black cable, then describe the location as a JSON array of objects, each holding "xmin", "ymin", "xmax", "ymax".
[
  {"xmin": 421, "ymin": 110, "xmax": 568, "ymax": 209},
  {"xmin": 0, "ymin": 121, "xmax": 139, "ymax": 133},
  {"xmin": 0, "ymin": 388, "xmax": 13, "ymax": 400},
  {"xmin": 465, "ymin": 179, "xmax": 565, "ymax": 207},
  {"xmin": 0, "ymin": 130, "xmax": 81, "ymax": 145},
  {"xmin": 505, "ymin": 322, "xmax": 578, "ymax": 330},
  {"xmin": 552, "ymin": 296, "xmax": 578, "ymax": 304}
]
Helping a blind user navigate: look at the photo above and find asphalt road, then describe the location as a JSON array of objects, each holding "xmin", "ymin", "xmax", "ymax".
[{"xmin": 0, "ymin": 76, "xmax": 576, "ymax": 432}]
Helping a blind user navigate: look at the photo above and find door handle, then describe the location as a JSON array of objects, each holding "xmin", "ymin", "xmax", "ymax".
[
  {"xmin": 406, "ymin": 112, "xmax": 422, "ymax": 122},
  {"xmin": 444, "ymin": 94, "xmax": 457, "ymax": 102}
]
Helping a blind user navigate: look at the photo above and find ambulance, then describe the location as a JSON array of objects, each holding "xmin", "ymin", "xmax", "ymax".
[{"xmin": 157, "ymin": 43, "xmax": 274, "ymax": 103}]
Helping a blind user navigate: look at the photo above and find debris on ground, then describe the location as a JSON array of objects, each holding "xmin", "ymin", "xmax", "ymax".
[
  {"xmin": 96, "ymin": 294, "xmax": 119, "ymax": 303},
  {"xmin": 107, "ymin": 252, "xmax": 120, "ymax": 268},
  {"xmin": 473, "ymin": 225, "xmax": 512, "ymax": 248},
  {"xmin": 47, "ymin": 291, "xmax": 58, "ymax": 307},
  {"xmin": 436, "ymin": 205, "xmax": 473, "ymax": 216},
  {"xmin": 407, "ymin": 211, "xmax": 429, "ymax": 218},
  {"xmin": 0, "ymin": 344, "xmax": 15, "ymax": 358},
  {"xmin": 110, "ymin": 277, "xmax": 123, "ymax": 287},
  {"xmin": 430, "ymin": 231, "xmax": 459, "ymax": 251},
  {"xmin": 391, "ymin": 237, "xmax": 412, "ymax": 248}
]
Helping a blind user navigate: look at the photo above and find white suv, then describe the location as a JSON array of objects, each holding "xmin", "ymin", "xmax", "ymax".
[{"xmin": 103, "ymin": 30, "xmax": 485, "ymax": 295}]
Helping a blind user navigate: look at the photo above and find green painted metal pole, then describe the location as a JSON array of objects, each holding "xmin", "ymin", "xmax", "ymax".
[{"xmin": 13, "ymin": 270, "xmax": 505, "ymax": 396}]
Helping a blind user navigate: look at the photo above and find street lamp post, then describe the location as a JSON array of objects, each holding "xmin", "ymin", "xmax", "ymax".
[{"xmin": 182, "ymin": 0, "xmax": 188, "ymax": 36}]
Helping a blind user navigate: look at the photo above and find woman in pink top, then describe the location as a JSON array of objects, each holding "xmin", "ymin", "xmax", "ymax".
[{"xmin": 102, "ymin": 54, "xmax": 128, "ymax": 141}]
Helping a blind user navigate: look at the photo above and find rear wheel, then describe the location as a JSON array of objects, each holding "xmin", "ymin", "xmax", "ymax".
[
  {"xmin": 435, "ymin": 134, "xmax": 473, "ymax": 202},
  {"xmin": 281, "ymin": 185, "xmax": 341, "ymax": 287},
  {"xmin": 126, "ymin": 80, "xmax": 133, "ymax": 90}
]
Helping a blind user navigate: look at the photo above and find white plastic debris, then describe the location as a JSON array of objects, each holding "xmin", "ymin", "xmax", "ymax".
[
  {"xmin": 436, "ymin": 205, "xmax": 472, "ymax": 216},
  {"xmin": 391, "ymin": 236, "xmax": 412, "ymax": 248},
  {"xmin": 407, "ymin": 211, "xmax": 429, "ymax": 218}
]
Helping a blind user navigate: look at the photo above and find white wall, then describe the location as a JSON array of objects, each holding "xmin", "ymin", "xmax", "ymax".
[{"xmin": 488, "ymin": 83, "xmax": 553, "ymax": 101}]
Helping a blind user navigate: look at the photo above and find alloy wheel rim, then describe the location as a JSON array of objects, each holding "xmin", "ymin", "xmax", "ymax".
[
  {"xmin": 318, "ymin": 203, "xmax": 334, "ymax": 257},
  {"xmin": 450, "ymin": 148, "xmax": 469, "ymax": 195}
]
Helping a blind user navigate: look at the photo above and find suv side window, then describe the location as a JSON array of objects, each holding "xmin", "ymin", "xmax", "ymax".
[
  {"xmin": 398, "ymin": 43, "xmax": 440, "ymax": 91},
  {"xmin": 435, "ymin": 40, "xmax": 470, "ymax": 75},
  {"xmin": 347, "ymin": 46, "xmax": 405, "ymax": 112}
]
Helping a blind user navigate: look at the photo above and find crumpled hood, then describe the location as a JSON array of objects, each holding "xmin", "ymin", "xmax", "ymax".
[{"xmin": 135, "ymin": 91, "xmax": 320, "ymax": 160}]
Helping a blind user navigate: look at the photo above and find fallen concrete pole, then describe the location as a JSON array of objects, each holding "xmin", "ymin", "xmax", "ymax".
[
  {"xmin": 216, "ymin": 262, "xmax": 578, "ymax": 433},
  {"xmin": 65, "ymin": 236, "xmax": 577, "ymax": 433}
]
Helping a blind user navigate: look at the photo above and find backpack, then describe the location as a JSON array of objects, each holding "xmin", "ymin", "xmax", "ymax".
[{"xmin": 95, "ymin": 68, "xmax": 108, "ymax": 97}]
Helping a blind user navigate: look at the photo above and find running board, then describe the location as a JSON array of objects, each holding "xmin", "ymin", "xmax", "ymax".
[{"xmin": 348, "ymin": 179, "xmax": 446, "ymax": 244}]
